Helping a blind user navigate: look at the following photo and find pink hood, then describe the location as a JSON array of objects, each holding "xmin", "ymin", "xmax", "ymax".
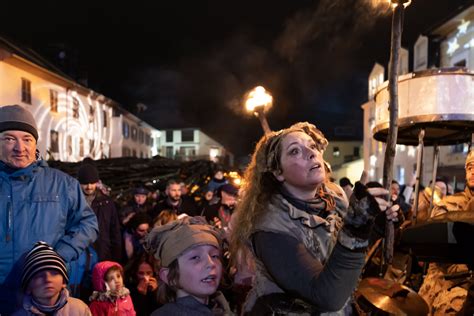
[{"xmin": 92, "ymin": 261, "xmax": 123, "ymax": 292}]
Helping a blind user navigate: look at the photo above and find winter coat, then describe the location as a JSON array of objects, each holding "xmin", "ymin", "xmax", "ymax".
[
  {"xmin": 152, "ymin": 292, "xmax": 232, "ymax": 316},
  {"xmin": 243, "ymin": 182, "xmax": 373, "ymax": 315},
  {"xmin": 91, "ymin": 191, "xmax": 122, "ymax": 261},
  {"xmin": 151, "ymin": 196, "xmax": 199, "ymax": 218},
  {"xmin": 13, "ymin": 288, "xmax": 91, "ymax": 316},
  {"xmin": 90, "ymin": 261, "xmax": 136, "ymax": 316},
  {"xmin": 418, "ymin": 187, "xmax": 474, "ymax": 315},
  {"xmin": 0, "ymin": 160, "xmax": 98, "ymax": 314},
  {"xmin": 69, "ymin": 246, "xmax": 99, "ymax": 302},
  {"xmin": 89, "ymin": 295, "xmax": 135, "ymax": 316}
]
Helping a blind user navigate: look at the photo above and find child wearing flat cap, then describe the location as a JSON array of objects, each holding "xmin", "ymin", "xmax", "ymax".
[
  {"xmin": 144, "ymin": 217, "xmax": 233, "ymax": 316},
  {"xmin": 13, "ymin": 241, "xmax": 91, "ymax": 315}
]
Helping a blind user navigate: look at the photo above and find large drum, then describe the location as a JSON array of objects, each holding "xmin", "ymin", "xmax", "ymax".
[{"xmin": 373, "ymin": 68, "xmax": 474, "ymax": 146}]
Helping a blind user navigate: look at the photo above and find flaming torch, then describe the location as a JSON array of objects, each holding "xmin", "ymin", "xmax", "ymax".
[
  {"xmin": 245, "ymin": 86, "xmax": 273, "ymax": 135},
  {"xmin": 382, "ymin": 0, "xmax": 412, "ymax": 264}
]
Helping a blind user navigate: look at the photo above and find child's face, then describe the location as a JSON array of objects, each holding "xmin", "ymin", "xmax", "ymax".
[
  {"xmin": 176, "ymin": 244, "xmax": 222, "ymax": 304},
  {"xmin": 27, "ymin": 270, "xmax": 65, "ymax": 303},
  {"xmin": 105, "ymin": 269, "xmax": 123, "ymax": 292}
]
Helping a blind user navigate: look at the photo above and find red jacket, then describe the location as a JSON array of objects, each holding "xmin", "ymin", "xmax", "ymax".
[
  {"xmin": 90, "ymin": 261, "xmax": 136, "ymax": 316},
  {"xmin": 90, "ymin": 296, "xmax": 135, "ymax": 316}
]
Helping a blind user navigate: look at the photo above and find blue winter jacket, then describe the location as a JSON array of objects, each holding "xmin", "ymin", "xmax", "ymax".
[{"xmin": 0, "ymin": 160, "xmax": 98, "ymax": 314}]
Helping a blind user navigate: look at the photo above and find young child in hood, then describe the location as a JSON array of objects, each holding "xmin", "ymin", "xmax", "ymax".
[
  {"xmin": 13, "ymin": 241, "xmax": 91, "ymax": 316},
  {"xmin": 144, "ymin": 217, "xmax": 232, "ymax": 316},
  {"xmin": 89, "ymin": 261, "xmax": 136, "ymax": 316}
]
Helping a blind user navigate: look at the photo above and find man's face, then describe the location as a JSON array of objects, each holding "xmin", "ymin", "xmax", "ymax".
[
  {"xmin": 0, "ymin": 130, "xmax": 36, "ymax": 169},
  {"xmin": 221, "ymin": 191, "xmax": 237, "ymax": 208},
  {"xmin": 134, "ymin": 194, "xmax": 147, "ymax": 206},
  {"xmin": 390, "ymin": 182, "xmax": 400, "ymax": 199},
  {"xmin": 80, "ymin": 183, "xmax": 97, "ymax": 196},
  {"xmin": 167, "ymin": 184, "xmax": 181, "ymax": 202},
  {"xmin": 466, "ymin": 162, "xmax": 474, "ymax": 190}
]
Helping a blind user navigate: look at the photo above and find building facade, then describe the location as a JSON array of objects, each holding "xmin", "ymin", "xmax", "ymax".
[
  {"xmin": 363, "ymin": 6, "xmax": 474, "ymax": 188},
  {"xmin": 156, "ymin": 128, "xmax": 234, "ymax": 166},
  {"xmin": 0, "ymin": 37, "xmax": 158, "ymax": 161}
]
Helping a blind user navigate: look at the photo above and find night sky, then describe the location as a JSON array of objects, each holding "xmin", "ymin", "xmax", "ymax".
[{"xmin": 0, "ymin": 0, "xmax": 471, "ymax": 158}]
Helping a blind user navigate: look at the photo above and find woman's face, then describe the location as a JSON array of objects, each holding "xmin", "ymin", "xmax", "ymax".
[
  {"xmin": 137, "ymin": 262, "xmax": 154, "ymax": 282},
  {"xmin": 275, "ymin": 131, "xmax": 325, "ymax": 198}
]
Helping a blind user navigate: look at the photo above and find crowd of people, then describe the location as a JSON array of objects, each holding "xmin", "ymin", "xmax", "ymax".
[{"xmin": 1, "ymin": 104, "xmax": 474, "ymax": 315}]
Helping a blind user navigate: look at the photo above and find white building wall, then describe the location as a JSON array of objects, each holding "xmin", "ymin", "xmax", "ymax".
[{"xmin": 0, "ymin": 55, "xmax": 157, "ymax": 162}]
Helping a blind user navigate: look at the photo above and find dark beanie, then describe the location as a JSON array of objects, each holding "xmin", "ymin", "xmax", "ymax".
[
  {"xmin": 77, "ymin": 163, "xmax": 100, "ymax": 184},
  {"xmin": 21, "ymin": 241, "xmax": 69, "ymax": 290},
  {"xmin": 219, "ymin": 183, "xmax": 239, "ymax": 197},
  {"xmin": 134, "ymin": 186, "xmax": 149, "ymax": 195},
  {"xmin": 0, "ymin": 105, "xmax": 39, "ymax": 140}
]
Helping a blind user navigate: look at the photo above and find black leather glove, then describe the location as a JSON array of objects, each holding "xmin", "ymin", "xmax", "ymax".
[{"xmin": 338, "ymin": 181, "xmax": 382, "ymax": 250}]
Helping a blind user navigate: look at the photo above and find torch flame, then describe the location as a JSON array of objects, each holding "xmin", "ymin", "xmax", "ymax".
[
  {"xmin": 245, "ymin": 86, "xmax": 273, "ymax": 112},
  {"xmin": 387, "ymin": 0, "xmax": 411, "ymax": 8}
]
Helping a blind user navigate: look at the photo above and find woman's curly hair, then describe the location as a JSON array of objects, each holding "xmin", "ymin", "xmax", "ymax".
[{"xmin": 230, "ymin": 122, "xmax": 328, "ymax": 262}]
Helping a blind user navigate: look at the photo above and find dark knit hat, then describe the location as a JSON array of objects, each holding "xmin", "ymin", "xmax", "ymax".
[
  {"xmin": 219, "ymin": 183, "xmax": 239, "ymax": 197},
  {"xmin": 339, "ymin": 177, "xmax": 353, "ymax": 188},
  {"xmin": 21, "ymin": 241, "xmax": 69, "ymax": 290},
  {"xmin": 0, "ymin": 104, "xmax": 39, "ymax": 140},
  {"xmin": 78, "ymin": 163, "xmax": 100, "ymax": 184},
  {"xmin": 134, "ymin": 186, "xmax": 149, "ymax": 195}
]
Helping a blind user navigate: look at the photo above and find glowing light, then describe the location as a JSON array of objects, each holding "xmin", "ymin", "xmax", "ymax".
[
  {"xmin": 209, "ymin": 148, "xmax": 219, "ymax": 160},
  {"xmin": 388, "ymin": 0, "xmax": 411, "ymax": 9},
  {"xmin": 458, "ymin": 20, "xmax": 470, "ymax": 35},
  {"xmin": 464, "ymin": 39, "xmax": 474, "ymax": 49},
  {"xmin": 408, "ymin": 146, "xmax": 416, "ymax": 157},
  {"xmin": 370, "ymin": 155, "xmax": 377, "ymax": 167},
  {"xmin": 447, "ymin": 38, "xmax": 460, "ymax": 55},
  {"xmin": 245, "ymin": 86, "xmax": 273, "ymax": 112}
]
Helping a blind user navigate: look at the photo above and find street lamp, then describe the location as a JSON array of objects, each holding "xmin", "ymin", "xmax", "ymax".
[{"xmin": 245, "ymin": 86, "xmax": 272, "ymax": 135}]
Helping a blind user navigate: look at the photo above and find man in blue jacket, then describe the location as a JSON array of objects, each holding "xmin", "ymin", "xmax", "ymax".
[{"xmin": 0, "ymin": 104, "xmax": 98, "ymax": 314}]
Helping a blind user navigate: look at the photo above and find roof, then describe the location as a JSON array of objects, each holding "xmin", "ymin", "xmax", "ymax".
[{"xmin": 0, "ymin": 35, "xmax": 74, "ymax": 81}]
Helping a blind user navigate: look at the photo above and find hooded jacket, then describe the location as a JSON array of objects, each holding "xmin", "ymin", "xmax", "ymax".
[
  {"xmin": 90, "ymin": 261, "xmax": 136, "ymax": 316},
  {"xmin": 0, "ymin": 160, "xmax": 98, "ymax": 314}
]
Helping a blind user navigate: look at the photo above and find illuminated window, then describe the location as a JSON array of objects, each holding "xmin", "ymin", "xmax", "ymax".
[
  {"xmin": 72, "ymin": 98, "xmax": 79, "ymax": 118},
  {"xmin": 123, "ymin": 122, "xmax": 129, "ymax": 139},
  {"xmin": 50, "ymin": 90, "xmax": 58, "ymax": 112},
  {"xmin": 209, "ymin": 148, "xmax": 219, "ymax": 162},
  {"xmin": 131, "ymin": 126, "xmax": 138, "ymax": 141},
  {"xmin": 21, "ymin": 78, "xmax": 32, "ymax": 104}
]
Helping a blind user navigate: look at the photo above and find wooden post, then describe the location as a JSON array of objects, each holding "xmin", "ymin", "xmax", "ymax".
[
  {"xmin": 255, "ymin": 106, "xmax": 272, "ymax": 135},
  {"xmin": 383, "ymin": 2, "xmax": 404, "ymax": 264}
]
